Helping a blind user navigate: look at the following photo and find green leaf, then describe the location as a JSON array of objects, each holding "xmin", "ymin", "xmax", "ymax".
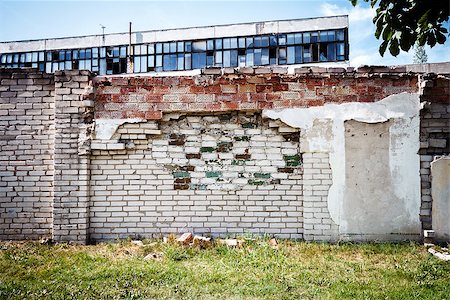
[
  {"xmin": 379, "ymin": 40, "xmax": 389, "ymax": 56},
  {"xmin": 389, "ymin": 38, "xmax": 400, "ymax": 56}
]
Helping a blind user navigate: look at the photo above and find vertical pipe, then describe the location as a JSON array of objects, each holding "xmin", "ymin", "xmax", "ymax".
[{"xmin": 129, "ymin": 22, "xmax": 132, "ymax": 63}]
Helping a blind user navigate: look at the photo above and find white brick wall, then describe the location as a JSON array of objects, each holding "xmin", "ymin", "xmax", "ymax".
[{"xmin": 89, "ymin": 113, "xmax": 304, "ymax": 240}]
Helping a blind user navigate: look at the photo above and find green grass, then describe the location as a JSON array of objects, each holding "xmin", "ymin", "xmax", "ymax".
[{"xmin": 0, "ymin": 239, "xmax": 449, "ymax": 299}]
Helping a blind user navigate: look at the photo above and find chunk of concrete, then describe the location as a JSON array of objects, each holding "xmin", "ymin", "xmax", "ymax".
[{"xmin": 431, "ymin": 156, "xmax": 450, "ymax": 242}]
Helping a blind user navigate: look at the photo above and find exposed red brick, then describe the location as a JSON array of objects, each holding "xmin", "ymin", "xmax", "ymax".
[
  {"xmin": 204, "ymin": 85, "xmax": 222, "ymax": 93},
  {"xmin": 238, "ymin": 84, "xmax": 256, "ymax": 93},
  {"xmin": 256, "ymin": 84, "xmax": 273, "ymax": 93},
  {"xmin": 145, "ymin": 111, "xmax": 163, "ymax": 120},
  {"xmin": 222, "ymin": 101, "xmax": 239, "ymax": 110},
  {"xmin": 190, "ymin": 85, "xmax": 205, "ymax": 94},
  {"xmin": 273, "ymin": 83, "xmax": 289, "ymax": 92}
]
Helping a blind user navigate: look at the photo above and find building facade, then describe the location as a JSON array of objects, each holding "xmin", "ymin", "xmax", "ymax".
[{"xmin": 0, "ymin": 16, "xmax": 348, "ymax": 75}]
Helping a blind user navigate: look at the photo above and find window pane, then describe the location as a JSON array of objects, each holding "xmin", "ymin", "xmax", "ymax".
[
  {"xmin": 254, "ymin": 48, "xmax": 262, "ymax": 65},
  {"xmin": 134, "ymin": 45, "xmax": 141, "ymax": 55},
  {"xmin": 192, "ymin": 41, "xmax": 206, "ymax": 51},
  {"xmin": 207, "ymin": 39, "xmax": 214, "ymax": 50},
  {"xmin": 312, "ymin": 44, "xmax": 319, "ymax": 61},
  {"xmin": 65, "ymin": 61, "xmax": 72, "ymax": 69},
  {"xmin": 223, "ymin": 38, "xmax": 231, "ymax": 49},
  {"xmin": 269, "ymin": 35, "xmax": 277, "ymax": 46},
  {"xmin": 303, "ymin": 46, "xmax": 311, "ymax": 62},
  {"xmin": 177, "ymin": 42, "xmax": 184, "ymax": 52},
  {"xmin": 328, "ymin": 31, "xmax": 335, "ymax": 42},
  {"xmin": 148, "ymin": 44, "xmax": 155, "ymax": 55},
  {"xmin": 278, "ymin": 34, "xmax": 286, "ymax": 46},
  {"xmin": 156, "ymin": 55, "xmax": 162, "ymax": 67},
  {"xmin": 295, "ymin": 33, "xmax": 302, "ymax": 44},
  {"xmin": 156, "ymin": 43, "xmax": 163, "ymax": 54},
  {"xmin": 163, "ymin": 43, "xmax": 170, "ymax": 53},
  {"xmin": 47, "ymin": 52, "xmax": 52, "ymax": 61},
  {"xmin": 177, "ymin": 54, "xmax": 184, "ymax": 71},
  {"xmin": 184, "ymin": 41, "xmax": 192, "ymax": 52},
  {"xmin": 148, "ymin": 55, "xmax": 155, "ymax": 68},
  {"xmin": 73, "ymin": 50, "xmax": 79, "ymax": 60},
  {"xmin": 261, "ymin": 48, "xmax": 269, "ymax": 65},
  {"xmin": 246, "ymin": 37, "xmax": 253, "ymax": 48},
  {"xmin": 246, "ymin": 49, "xmax": 254, "ymax": 66},
  {"xmin": 86, "ymin": 49, "xmax": 92, "ymax": 59},
  {"xmin": 239, "ymin": 37, "xmax": 246, "ymax": 48},
  {"xmin": 134, "ymin": 56, "xmax": 141, "ymax": 72},
  {"xmin": 320, "ymin": 32, "xmax": 327, "ymax": 42},
  {"xmin": 261, "ymin": 36, "xmax": 269, "ymax": 47},
  {"xmin": 39, "ymin": 52, "xmax": 45, "ymax": 61},
  {"xmin": 311, "ymin": 32, "xmax": 319, "ymax": 43},
  {"xmin": 100, "ymin": 47, "xmax": 106, "ymax": 57},
  {"xmin": 20, "ymin": 54, "xmax": 25, "ymax": 63},
  {"xmin": 207, "ymin": 54, "xmax": 214, "ymax": 66},
  {"xmin": 59, "ymin": 51, "xmax": 65, "ymax": 61},
  {"xmin": 185, "ymin": 53, "xmax": 191, "ymax": 69},
  {"xmin": 120, "ymin": 47, "xmax": 127, "ymax": 57},
  {"xmin": 192, "ymin": 52, "xmax": 206, "ymax": 69},
  {"xmin": 287, "ymin": 34, "xmax": 295, "ymax": 45},
  {"xmin": 230, "ymin": 50, "xmax": 238, "ymax": 67},
  {"xmin": 32, "ymin": 52, "xmax": 38, "ymax": 62},
  {"xmin": 140, "ymin": 56, "xmax": 147, "ymax": 72},
  {"xmin": 230, "ymin": 38, "xmax": 238, "ymax": 49},
  {"xmin": 303, "ymin": 33, "xmax": 310, "ymax": 44},
  {"xmin": 223, "ymin": 50, "xmax": 230, "ymax": 67},
  {"xmin": 254, "ymin": 37, "xmax": 261, "ymax": 48},
  {"xmin": 215, "ymin": 39, "xmax": 222, "ymax": 50},
  {"xmin": 295, "ymin": 46, "xmax": 302, "ymax": 63},
  {"xmin": 327, "ymin": 43, "xmax": 336, "ymax": 61},
  {"xmin": 215, "ymin": 51, "xmax": 222, "ymax": 64},
  {"xmin": 337, "ymin": 30, "xmax": 345, "ymax": 41},
  {"xmin": 287, "ymin": 46, "xmax": 295, "ymax": 64},
  {"xmin": 112, "ymin": 47, "xmax": 119, "ymax": 57},
  {"xmin": 92, "ymin": 48, "xmax": 98, "ymax": 58},
  {"xmin": 66, "ymin": 51, "xmax": 72, "ymax": 60},
  {"xmin": 100, "ymin": 59, "xmax": 107, "ymax": 74},
  {"xmin": 92, "ymin": 59, "xmax": 98, "ymax": 67},
  {"xmin": 1, "ymin": 55, "xmax": 6, "ymax": 64},
  {"xmin": 319, "ymin": 44, "xmax": 328, "ymax": 61},
  {"xmin": 170, "ymin": 42, "xmax": 177, "ymax": 53}
]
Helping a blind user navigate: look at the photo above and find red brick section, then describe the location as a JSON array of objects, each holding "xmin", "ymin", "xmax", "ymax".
[{"xmin": 93, "ymin": 71, "xmax": 418, "ymax": 120}]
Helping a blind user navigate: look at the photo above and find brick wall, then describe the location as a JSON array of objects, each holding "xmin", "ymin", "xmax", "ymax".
[
  {"xmin": 0, "ymin": 69, "xmax": 54, "ymax": 239},
  {"xmin": 89, "ymin": 112, "xmax": 303, "ymax": 240},
  {"xmin": 1, "ymin": 66, "xmax": 449, "ymax": 243},
  {"xmin": 419, "ymin": 75, "xmax": 450, "ymax": 231}
]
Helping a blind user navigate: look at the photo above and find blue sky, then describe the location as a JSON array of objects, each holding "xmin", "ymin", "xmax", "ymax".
[{"xmin": 0, "ymin": 0, "xmax": 449, "ymax": 66}]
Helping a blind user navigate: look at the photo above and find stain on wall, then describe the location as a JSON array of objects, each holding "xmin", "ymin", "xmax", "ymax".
[{"xmin": 431, "ymin": 156, "xmax": 450, "ymax": 242}]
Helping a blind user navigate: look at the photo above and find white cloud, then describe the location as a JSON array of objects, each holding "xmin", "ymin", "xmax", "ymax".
[{"xmin": 320, "ymin": 3, "xmax": 374, "ymax": 23}]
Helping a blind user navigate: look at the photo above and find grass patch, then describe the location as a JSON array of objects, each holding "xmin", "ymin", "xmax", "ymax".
[{"xmin": 0, "ymin": 240, "xmax": 449, "ymax": 299}]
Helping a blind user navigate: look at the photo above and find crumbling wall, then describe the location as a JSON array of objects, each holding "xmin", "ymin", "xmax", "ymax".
[
  {"xmin": 0, "ymin": 69, "xmax": 54, "ymax": 240},
  {"xmin": 89, "ymin": 112, "xmax": 303, "ymax": 240}
]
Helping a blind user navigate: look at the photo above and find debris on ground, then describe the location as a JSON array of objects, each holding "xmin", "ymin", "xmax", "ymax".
[
  {"xmin": 39, "ymin": 238, "xmax": 53, "ymax": 245},
  {"xmin": 177, "ymin": 233, "xmax": 193, "ymax": 245},
  {"xmin": 131, "ymin": 240, "xmax": 144, "ymax": 246},
  {"xmin": 428, "ymin": 247, "xmax": 450, "ymax": 261},
  {"xmin": 218, "ymin": 239, "xmax": 244, "ymax": 248},
  {"xmin": 144, "ymin": 252, "xmax": 163, "ymax": 261},
  {"xmin": 193, "ymin": 235, "xmax": 212, "ymax": 248},
  {"xmin": 268, "ymin": 238, "xmax": 278, "ymax": 248}
]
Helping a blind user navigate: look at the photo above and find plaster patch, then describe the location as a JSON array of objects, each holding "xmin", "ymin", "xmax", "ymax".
[
  {"xmin": 94, "ymin": 118, "xmax": 146, "ymax": 140},
  {"xmin": 263, "ymin": 93, "xmax": 421, "ymax": 237}
]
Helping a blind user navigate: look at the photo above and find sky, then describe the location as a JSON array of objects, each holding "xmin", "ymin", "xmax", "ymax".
[{"xmin": 0, "ymin": 0, "xmax": 449, "ymax": 67}]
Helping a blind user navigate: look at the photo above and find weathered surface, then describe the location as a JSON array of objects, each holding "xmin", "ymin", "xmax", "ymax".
[{"xmin": 431, "ymin": 156, "xmax": 450, "ymax": 242}]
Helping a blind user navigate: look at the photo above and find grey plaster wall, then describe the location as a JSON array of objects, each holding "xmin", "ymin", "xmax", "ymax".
[{"xmin": 431, "ymin": 156, "xmax": 450, "ymax": 242}]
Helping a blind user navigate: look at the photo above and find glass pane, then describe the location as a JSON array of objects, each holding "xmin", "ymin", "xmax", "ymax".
[
  {"xmin": 100, "ymin": 59, "xmax": 107, "ymax": 74},
  {"xmin": 239, "ymin": 55, "xmax": 245, "ymax": 67},
  {"xmin": 1, "ymin": 55, "xmax": 6, "ymax": 64},
  {"xmin": 192, "ymin": 41, "xmax": 206, "ymax": 51},
  {"xmin": 65, "ymin": 61, "xmax": 72, "ymax": 69},
  {"xmin": 92, "ymin": 48, "xmax": 98, "ymax": 58},
  {"xmin": 246, "ymin": 37, "xmax": 253, "ymax": 48},
  {"xmin": 246, "ymin": 49, "xmax": 254, "ymax": 66},
  {"xmin": 230, "ymin": 50, "xmax": 238, "ymax": 67},
  {"xmin": 120, "ymin": 47, "xmax": 127, "ymax": 57},
  {"xmin": 184, "ymin": 41, "xmax": 191, "ymax": 52},
  {"xmin": 85, "ymin": 49, "xmax": 92, "ymax": 59},
  {"xmin": 185, "ymin": 53, "xmax": 191, "ymax": 69},
  {"xmin": 39, "ymin": 63, "xmax": 45, "ymax": 71},
  {"xmin": 215, "ymin": 39, "xmax": 222, "ymax": 50},
  {"xmin": 327, "ymin": 43, "xmax": 336, "ymax": 61},
  {"xmin": 100, "ymin": 47, "xmax": 106, "ymax": 57},
  {"xmin": 148, "ymin": 44, "xmax": 155, "ymax": 54},
  {"xmin": 13, "ymin": 54, "xmax": 19, "ymax": 63},
  {"xmin": 170, "ymin": 42, "xmax": 177, "ymax": 53},
  {"xmin": 261, "ymin": 36, "xmax": 269, "ymax": 47},
  {"xmin": 337, "ymin": 30, "xmax": 345, "ymax": 41},
  {"xmin": 279, "ymin": 48, "xmax": 286, "ymax": 59},
  {"xmin": 148, "ymin": 55, "xmax": 154, "ymax": 68},
  {"xmin": 66, "ymin": 51, "xmax": 72, "ymax": 60},
  {"xmin": 287, "ymin": 34, "xmax": 295, "ymax": 45},
  {"xmin": 85, "ymin": 60, "xmax": 91, "ymax": 70},
  {"xmin": 261, "ymin": 48, "xmax": 269, "ymax": 65},
  {"xmin": 287, "ymin": 47, "xmax": 295, "ymax": 64},
  {"xmin": 39, "ymin": 52, "xmax": 45, "ymax": 61},
  {"xmin": 73, "ymin": 50, "xmax": 79, "ymax": 60},
  {"xmin": 53, "ymin": 62, "xmax": 59, "ymax": 71},
  {"xmin": 113, "ymin": 47, "xmax": 119, "ymax": 57},
  {"xmin": 177, "ymin": 54, "xmax": 184, "ymax": 71},
  {"xmin": 32, "ymin": 63, "xmax": 38, "ymax": 68},
  {"xmin": 295, "ymin": 33, "xmax": 302, "ymax": 44},
  {"xmin": 134, "ymin": 45, "xmax": 141, "ymax": 55},
  {"xmin": 254, "ymin": 37, "xmax": 261, "ymax": 48},
  {"xmin": 20, "ymin": 54, "xmax": 25, "ymax": 63},
  {"xmin": 207, "ymin": 55, "xmax": 214, "ymax": 66},
  {"xmin": 207, "ymin": 39, "xmax": 214, "ymax": 50},
  {"xmin": 269, "ymin": 35, "xmax": 277, "ymax": 46},
  {"xmin": 239, "ymin": 38, "xmax": 246, "ymax": 48},
  {"xmin": 320, "ymin": 32, "xmax": 327, "ymax": 42},
  {"xmin": 140, "ymin": 56, "xmax": 147, "ymax": 72},
  {"xmin": 59, "ymin": 51, "xmax": 65, "ymax": 61},
  {"xmin": 156, "ymin": 43, "xmax": 163, "ymax": 54},
  {"xmin": 46, "ymin": 62, "xmax": 52, "ymax": 72},
  {"xmin": 311, "ymin": 32, "xmax": 319, "ymax": 43},
  {"xmin": 223, "ymin": 38, "xmax": 231, "ymax": 49},
  {"xmin": 139, "ymin": 45, "xmax": 146, "ymax": 55},
  {"xmin": 134, "ymin": 56, "xmax": 140, "ymax": 72},
  {"xmin": 192, "ymin": 52, "xmax": 206, "ymax": 69},
  {"xmin": 177, "ymin": 42, "xmax": 184, "ymax": 52},
  {"xmin": 295, "ymin": 46, "xmax": 302, "ymax": 63},
  {"xmin": 223, "ymin": 50, "xmax": 230, "ymax": 67},
  {"xmin": 328, "ymin": 31, "xmax": 335, "ymax": 42},
  {"xmin": 59, "ymin": 61, "xmax": 65, "ymax": 70},
  {"xmin": 156, "ymin": 55, "xmax": 162, "ymax": 67},
  {"xmin": 163, "ymin": 43, "xmax": 170, "ymax": 53},
  {"xmin": 278, "ymin": 34, "xmax": 286, "ymax": 45},
  {"xmin": 47, "ymin": 52, "xmax": 52, "ymax": 61},
  {"xmin": 215, "ymin": 51, "xmax": 222, "ymax": 64},
  {"xmin": 319, "ymin": 44, "xmax": 328, "ymax": 61},
  {"xmin": 7, "ymin": 54, "xmax": 13, "ymax": 63},
  {"xmin": 32, "ymin": 52, "xmax": 38, "ymax": 62},
  {"xmin": 92, "ymin": 59, "xmax": 98, "ymax": 67},
  {"xmin": 303, "ymin": 33, "xmax": 310, "ymax": 44},
  {"xmin": 312, "ymin": 44, "xmax": 319, "ymax": 62},
  {"xmin": 254, "ymin": 48, "xmax": 261, "ymax": 65},
  {"xmin": 230, "ymin": 38, "xmax": 238, "ymax": 49}
]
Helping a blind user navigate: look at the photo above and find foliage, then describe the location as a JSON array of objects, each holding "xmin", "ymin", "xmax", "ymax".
[
  {"xmin": 1, "ymin": 240, "xmax": 450, "ymax": 299},
  {"xmin": 351, "ymin": 0, "xmax": 449, "ymax": 56}
]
